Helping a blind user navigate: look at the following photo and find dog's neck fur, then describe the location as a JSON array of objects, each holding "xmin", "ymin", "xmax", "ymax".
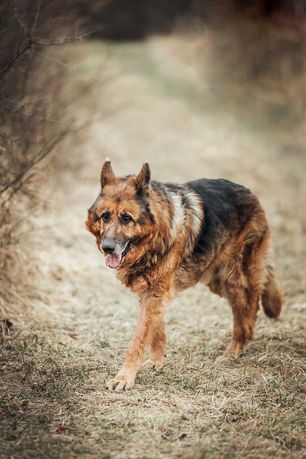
[{"xmin": 117, "ymin": 183, "xmax": 204, "ymax": 291}]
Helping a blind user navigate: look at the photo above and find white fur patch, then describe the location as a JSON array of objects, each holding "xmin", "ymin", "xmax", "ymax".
[
  {"xmin": 170, "ymin": 193, "xmax": 185, "ymax": 240},
  {"xmin": 185, "ymin": 191, "xmax": 203, "ymax": 236}
]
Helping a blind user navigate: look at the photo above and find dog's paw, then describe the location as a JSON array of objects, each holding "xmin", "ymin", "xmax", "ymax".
[
  {"xmin": 224, "ymin": 341, "xmax": 243, "ymax": 357},
  {"xmin": 106, "ymin": 372, "xmax": 136, "ymax": 391},
  {"xmin": 215, "ymin": 344, "xmax": 242, "ymax": 364},
  {"xmin": 142, "ymin": 356, "xmax": 165, "ymax": 370}
]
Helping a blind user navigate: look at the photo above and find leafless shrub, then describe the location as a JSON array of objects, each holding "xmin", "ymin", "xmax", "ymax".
[
  {"xmin": 194, "ymin": 2, "xmax": 306, "ymax": 128},
  {"xmin": 0, "ymin": 1, "xmax": 83, "ymax": 321}
]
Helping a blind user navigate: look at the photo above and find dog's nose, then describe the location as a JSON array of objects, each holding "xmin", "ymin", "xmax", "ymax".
[{"xmin": 101, "ymin": 239, "xmax": 116, "ymax": 254}]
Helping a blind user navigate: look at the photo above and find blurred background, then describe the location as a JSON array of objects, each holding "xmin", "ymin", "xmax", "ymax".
[
  {"xmin": 2, "ymin": 0, "xmax": 305, "ymax": 317},
  {"xmin": 1, "ymin": 1, "xmax": 305, "ymax": 458}
]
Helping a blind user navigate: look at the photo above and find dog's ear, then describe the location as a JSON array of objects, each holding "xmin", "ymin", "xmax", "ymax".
[
  {"xmin": 85, "ymin": 206, "xmax": 99, "ymax": 236},
  {"xmin": 100, "ymin": 160, "xmax": 116, "ymax": 188},
  {"xmin": 135, "ymin": 162, "xmax": 151, "ymax": 193}
]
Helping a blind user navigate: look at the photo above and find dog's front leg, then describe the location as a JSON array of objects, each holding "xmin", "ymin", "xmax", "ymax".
[
  {"xmin": 142, "ymin": 310, "xmax": 166, "ymax": 370},
  {"xmin": 106, "ymin": 296, "xmax": 165, "ymax": 391}
]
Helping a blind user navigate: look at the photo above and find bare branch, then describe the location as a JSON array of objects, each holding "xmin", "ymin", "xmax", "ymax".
[
  {"xmin": 29, "ymin": 1, "xmax": 41, "ymax": 36},
  {"xmin": 9, "ymin": 0, "xmax": 30, "ymax": 37},
  {"xmin": 33, "ymin": 31, "xmax": 91, "ymax": 47},
  {"xmin": 0, "ymin": 39, "xmax": 33, "ymax": 81},
  {"xmin": 0, "ymin": 127, "xmax": 70, "ymax": 199}
]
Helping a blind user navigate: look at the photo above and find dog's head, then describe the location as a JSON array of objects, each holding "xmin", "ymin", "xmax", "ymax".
[{"xmin": 86, "ymin": 160, "xmax": 156, "ymax": 269}]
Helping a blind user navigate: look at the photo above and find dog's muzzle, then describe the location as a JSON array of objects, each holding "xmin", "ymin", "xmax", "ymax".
[{"xmin": 100, "ymin": 239, "xmax": 132, "ymax": 269}]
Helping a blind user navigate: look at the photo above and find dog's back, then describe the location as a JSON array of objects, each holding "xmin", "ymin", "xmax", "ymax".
[{"xmin": 186, "ymin": 178, "xmax": 263, "ymax": 255}]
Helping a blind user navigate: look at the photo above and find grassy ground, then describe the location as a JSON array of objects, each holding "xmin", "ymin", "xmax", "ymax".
[{"xmin": 0, "ymin": 36, "xmax": 305, "ymax": 458}]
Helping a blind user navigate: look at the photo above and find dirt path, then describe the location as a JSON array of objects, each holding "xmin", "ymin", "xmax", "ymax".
[{"xmin": 1, "ymin": 37, "xmax": 305, "ymax": 458}]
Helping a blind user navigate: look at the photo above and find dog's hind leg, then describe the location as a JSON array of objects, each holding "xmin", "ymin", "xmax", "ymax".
[
  {"xmin": 223, "ymin": 235, "xmax": 268, "ymax": 357},
  {"xmin": 224, "ymin": 286, "xmax": 258, "ymax": 356}
]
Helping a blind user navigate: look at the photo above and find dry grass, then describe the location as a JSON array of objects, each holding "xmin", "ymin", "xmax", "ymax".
[
  {"xmin": 1, "ymin": 37, "xmax": 305, "ymax": 458},
  {"xmin": 0, "ymin": 1, "xmax": 79, "ymax": 323},
  {"xmin": 173, "ymin": 15, "xmax": 306, "ymax": 143}
]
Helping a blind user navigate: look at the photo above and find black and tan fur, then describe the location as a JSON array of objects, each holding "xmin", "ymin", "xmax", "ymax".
[{"xmin": 86, "ymin": 161, "xmax": 282, "ymax": 391}]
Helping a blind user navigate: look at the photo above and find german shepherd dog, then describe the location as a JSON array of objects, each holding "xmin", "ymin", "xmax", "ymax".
[{"xmin": 86, "ymin": 161, "xmax": 282, "ymax": 391}]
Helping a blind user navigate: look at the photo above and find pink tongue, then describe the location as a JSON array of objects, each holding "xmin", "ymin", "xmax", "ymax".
[{"xmin": 105, "ymin": 253, "xmax": 122, "ymax": 269}]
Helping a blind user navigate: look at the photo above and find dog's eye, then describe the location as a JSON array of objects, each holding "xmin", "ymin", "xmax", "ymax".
[
  {"xmin": 121, "ymin": 213, "xmax": 132, "ymax": 224},
  {"xmin": 101, "ymin": 211, "xmax": 110, "ymax": 223}
]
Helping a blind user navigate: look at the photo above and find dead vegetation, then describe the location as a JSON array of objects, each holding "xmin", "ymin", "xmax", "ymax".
[
  {"xmin": 171, "ymin": 4, "xmax": 306, "ymax": 140},
  {"xmin": 0, "ymin": 1, "xmax": 82, "ymax": 321},
  {"xmin": 208, "ymin": 20, "xmax": 306, "ymax": 136}
]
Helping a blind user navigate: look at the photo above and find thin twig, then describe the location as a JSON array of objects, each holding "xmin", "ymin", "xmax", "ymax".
[{"xmin": 0, "ymin": 128, "xmax": 69, "ymax": 197}]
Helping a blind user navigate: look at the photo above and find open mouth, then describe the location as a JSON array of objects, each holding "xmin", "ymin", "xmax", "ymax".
[{"xmin": 105, "ymin": 240, "xmax": 132, "ymax": 269}]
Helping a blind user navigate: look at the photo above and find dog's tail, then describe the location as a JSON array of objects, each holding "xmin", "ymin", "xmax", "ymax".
[{"xmin": 261, "ymin": 264, "xmax": 282, "ymax": 319}]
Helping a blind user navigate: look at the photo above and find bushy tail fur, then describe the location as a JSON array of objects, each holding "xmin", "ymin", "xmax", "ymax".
[{"xmin": 261, "ymin": 268, "xmax": 282, "ymax": 318}]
